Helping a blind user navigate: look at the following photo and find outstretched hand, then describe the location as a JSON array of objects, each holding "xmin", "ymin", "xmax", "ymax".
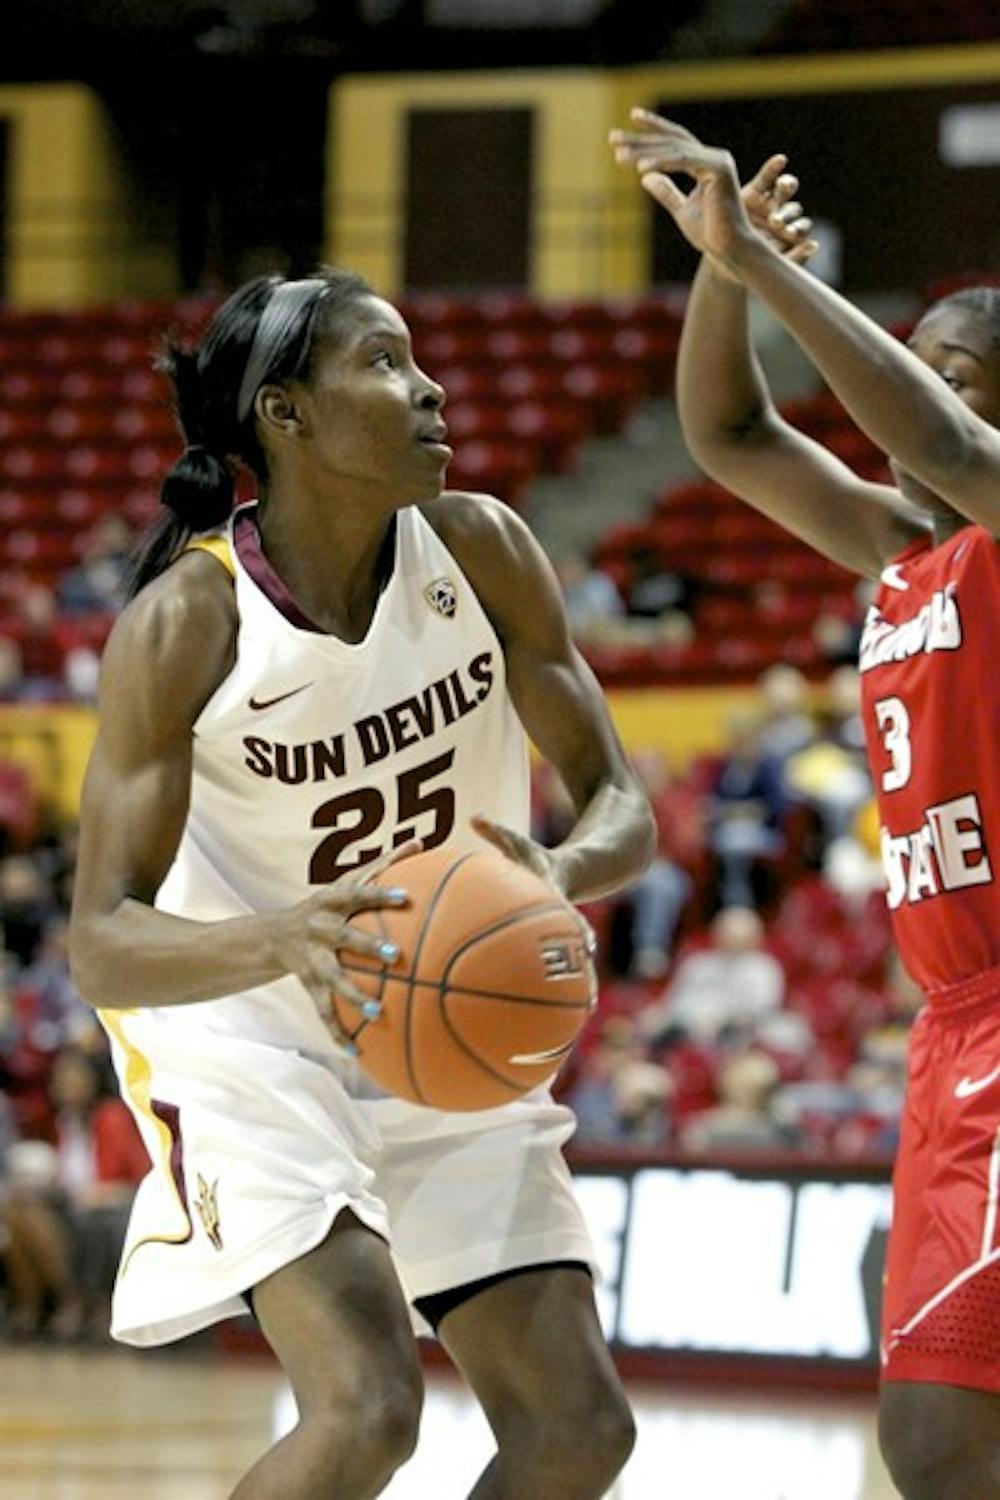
[{"xmin": 610, "ymin": 109, "xmax": 818, "ymax": 274}]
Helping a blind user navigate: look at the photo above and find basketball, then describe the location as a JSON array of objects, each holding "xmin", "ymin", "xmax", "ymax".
[{"xmin": 334, "ymin": 845, "xmax": 597, "ymax": 1111}]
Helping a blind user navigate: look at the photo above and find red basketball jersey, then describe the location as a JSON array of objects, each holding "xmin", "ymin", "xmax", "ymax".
[{"xmin": 859, "ymin": 523, "xmax": 1000, "ymax": 993}]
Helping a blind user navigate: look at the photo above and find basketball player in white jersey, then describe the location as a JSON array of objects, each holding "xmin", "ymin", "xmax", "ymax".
[{"xmin": 68, "ymin": 269, "xmax": 658, "ymax": 1499}]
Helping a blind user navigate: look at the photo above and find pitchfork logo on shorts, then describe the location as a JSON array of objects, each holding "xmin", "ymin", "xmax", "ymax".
[
  {"xmin": 195, "ymin": 1173, "xmax": 223, "ymax": 1252},
  {"xmin": 424, "ymin": 577, "xmax": 457, "ymax": 618}
]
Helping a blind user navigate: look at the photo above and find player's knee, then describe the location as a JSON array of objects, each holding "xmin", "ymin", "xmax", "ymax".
[
  {"xmin": 879, "ymin": 1388, "xmax": 1000, "ymax": 1499},
  {"xmin": 306, "ymin": 1367, "xmax": 421, "ymax": 1481},
  {"xmin": 578, "ymin": 1393, "xmax": 636, "ymax": 1481},
  {"xmin": 518, "ymin": 1384, "xmax": 635, "ymax": 1489},
  {"xmin": 357, "ymin": 1371, "xmax": 423, "ymax": 1472}
]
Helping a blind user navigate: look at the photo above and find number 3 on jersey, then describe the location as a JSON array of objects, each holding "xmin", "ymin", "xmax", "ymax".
[
  {"xmin": 874, "ymin": 696, "xmax": 912, "ymax": 792},
  {"xmin": 309, "ymin": 750, "xmax": 455, "ymax": 882}
]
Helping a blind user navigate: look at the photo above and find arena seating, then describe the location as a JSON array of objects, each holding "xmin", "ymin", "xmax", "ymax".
[
  {"xmin": 0, "ymin": 289, "xmax": 900, "ymax": 692},
  {"xmin": 758, "ymin": 0, "xmax": 1000, "ymax": 53}
]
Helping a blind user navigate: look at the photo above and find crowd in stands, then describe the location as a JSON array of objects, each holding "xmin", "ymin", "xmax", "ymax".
[
  {"xmin": 0, "ymin": 819, "xmax": 146, "ymax": 1343},
  {"xmin": 554, "ymin": 660, "xmax": 908, "ymax": 1163}
]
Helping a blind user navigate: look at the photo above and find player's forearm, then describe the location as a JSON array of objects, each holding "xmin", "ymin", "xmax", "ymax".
[
  {"xmin": 677, "ymin": 257, "xmax": 775, "ymax": 458},
  {"xmin": 70, "ymin": 899, "xmax": 289, "ymax": 1010},
  {"xmin": 551, "ymin": 778, "xmax": 656, "ymax": 903},
  {"xmin": 725, "ymin": 235, "xmax": 979, "ymax": 491}
]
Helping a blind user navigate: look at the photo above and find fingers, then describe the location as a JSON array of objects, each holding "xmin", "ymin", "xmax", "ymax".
[
  {"xmin": 746, "ymin": 153, "xmax": 789, "ymax": 198},
  {"xmin": 301, "ymin": 958, "xmax": 382, "ymax": 1052},
  {"xmin": 788, "ymin": 237, "xmax": 820, "ymax": 265},
  {"xmin": 610, "ymin": 110, "xmax": 712, "ymax": 172},
  {"xmin": 471, "ymin": 813, "xmax": 525, "ymax": 859},
  {"xmin": 769, "ymin": 199, "xmax": 809, "ymax": 230},
  {"xmin": 358, "ymin": 837, "xmax": 423, "ymax": 886},
  {"xmin": 640, "ymin": 171, "xmax": 689, "ymax": 217}
]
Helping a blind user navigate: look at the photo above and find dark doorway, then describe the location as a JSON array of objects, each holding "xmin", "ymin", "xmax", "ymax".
[{"xmin": 404, "ymin": 106, "xmax": 533, "ymax": 291}]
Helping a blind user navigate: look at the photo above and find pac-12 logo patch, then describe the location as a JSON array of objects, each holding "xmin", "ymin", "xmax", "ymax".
[{"xmin": 424, "ymin": 578, "xmax": 457, "ymax": 618}]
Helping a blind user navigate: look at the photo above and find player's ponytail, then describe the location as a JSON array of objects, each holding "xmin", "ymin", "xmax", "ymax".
[{"xmin": 127, "ymin": 345, "xmax": 236, "ymax": 598}]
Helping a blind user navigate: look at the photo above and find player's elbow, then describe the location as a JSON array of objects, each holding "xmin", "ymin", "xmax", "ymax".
[
  {"xmin": 679, "ymin": 398, "xmax": 773, "ymax": 475},
  {"xmin": 68, "ymin": 915, "xmax": 118, "ymax": 1009},
  {"xmin": 621, "ymin": 775, "xmax": 658, "ymax": 877}
]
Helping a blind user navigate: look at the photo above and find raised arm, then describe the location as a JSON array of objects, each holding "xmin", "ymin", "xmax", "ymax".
[
  {"xmin": 611, "ymin": 114, "xmax": 928, "ymax": 576},
  {"xmin": 69, "ymin": 552, "xmax": 405, "ymax": 1020},
  {"xmin": 677, "ymin": 257, "xmax": 926, "ymax": 576},
  {"xmin": 430, "ymin": 493, "xmax": 657, "ymax": 902},
  {"xmin": 624, "ymin": 112, "xmax": 1000, "ymax": 535}
]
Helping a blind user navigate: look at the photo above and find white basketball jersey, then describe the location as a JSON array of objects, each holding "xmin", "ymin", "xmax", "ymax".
[{"xmin": 108, "ymin": 501, "xmax": 531, "ymax": 1071}]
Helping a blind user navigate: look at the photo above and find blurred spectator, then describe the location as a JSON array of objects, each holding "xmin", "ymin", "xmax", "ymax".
[
  {"xmin": 755, "ymin": 663, "xmax": 815, "ymax": 764},
  {"xmin": 49, "ymin": 1047, "xmax": 148, "ymax": 1338},
  {"xmin": 814, "ymin": 577, "xmax": 874, "ymax": 668},
  {"xmin": 0, "ymin": 856, "xmax": 58, "ymax": 967},
  {"xmin": 0, "ymin": 638, "xmax": 26, "ymax": 703},
  {"xmin": 0, "ymin": 759, "xmax": 37, "ymax": 852},
  {"xmin": 57, "ymin": 515, "xmax": 132, "ymax": 617},
  {"xmin": 822, "ymin": 822, "xmax": 885, "ymax": 908},
  {"xmin": 708, "ymin": 715, "xmax": 787, "ymax": 908},
  {"xmin": 17, "ymin": 918, "xmax": 100, "ymax": 1053},
  {"xmin": 1, "ymin": 1136, "xmax": 79, "ymax": 1339},
  {"xmin": 553, "ymin": 550, "xmax": 625, "ymax": 642},
  {"xmin": 784, "ymin": 666, "xmax": 871, "ymax": 846},
  {"xmin": 680, "ymin": 1051, "xmax": 796, "ymax": 1155},
  {"xmin": 623, "ymin": 543, "xmax": 689, "ymax": 619},
  {"xmin": 639, "ymin": 906, "xmax": 786, "ymax": 1048},
  {"xmin": 9, "ymin": 585, "xmax": 64, "ymax": 700},
  {"xmin": 623, "ymin": 750, "xmax": 704, "ymax": 978},
  {"xmin": 568, "ymin": 1018, "xmax": 671, "ymax": 1146}
]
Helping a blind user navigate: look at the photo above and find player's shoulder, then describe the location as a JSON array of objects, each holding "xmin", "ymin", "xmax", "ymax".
[
  {"xmin": 420, "ymin": 489, "xmax": 521, "ymax": 544},
  {"xmin": 419, "ymin": 490, "xmax": 537, "ymax": 578},
  {"xmin": 102, "ymin": 547, "xmax": 238, "ymax": 709}
]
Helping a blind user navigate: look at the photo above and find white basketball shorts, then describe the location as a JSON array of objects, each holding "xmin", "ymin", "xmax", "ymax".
[{"xmin": 107, "ymin": 1029, "xmax": 595, "ymax": 1347}]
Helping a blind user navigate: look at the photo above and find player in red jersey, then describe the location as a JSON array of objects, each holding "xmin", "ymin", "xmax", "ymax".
[{"xmin": 611, "ymin": 109, "xmax": 1000, "ymax": 1498}]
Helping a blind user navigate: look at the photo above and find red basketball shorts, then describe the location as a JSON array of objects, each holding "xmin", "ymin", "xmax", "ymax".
[{"xmin": 882, "ymin": 976, "xmax": 1000, "ymax": 1390}]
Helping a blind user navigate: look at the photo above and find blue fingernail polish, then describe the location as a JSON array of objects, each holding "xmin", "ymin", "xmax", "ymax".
[
  {"xmin": 362, "ymin": 999, "xmax": 382, "ymax": 1020},
  {"xmin": 387, "ymin": 887, "xmax": 406, "ymax": 902},
  {"xmin": 343, "ymin": 1040, "xmax": 359, "ymax": 1057},
  {"xmin": 380, "ymin": 941, "xmax": 398, "ymax": 961}
]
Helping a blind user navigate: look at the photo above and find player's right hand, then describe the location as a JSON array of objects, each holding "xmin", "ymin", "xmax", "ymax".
[
  {"xmin": 741, "ymin": 154, "xmax": 818, "ymax": 269},
  {"xmin": 269, "ymin": 839, "xmax": 422, "ymax": 1049},
  {"xmin": 609, "ymin": 110, "xmax": 818, "ymax": 272}
]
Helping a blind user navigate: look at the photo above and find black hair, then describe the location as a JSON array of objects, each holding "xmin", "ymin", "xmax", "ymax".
[
  {"xmin": 128, "ymin": 266, "xmax": 373, "ymax": 598},
  {"xmin": 923, "ymin": 284, "xmax": 1000, "ymax": 352}
]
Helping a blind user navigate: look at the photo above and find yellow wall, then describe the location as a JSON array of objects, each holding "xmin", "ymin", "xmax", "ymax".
[
  {"xmin": 330, "ymin": 42, "xmax": 1000, "ymax": 301},
  {"xmin": 0, "ymin": 83, "xmax": 176, "ymax": 308},
  {"xmin": 329, "ymin": 69, "xmax": 646, "ymax": 300},
  {"xmin": 0, "ymin": 705, "xmax": 97, "ymax": 822}
]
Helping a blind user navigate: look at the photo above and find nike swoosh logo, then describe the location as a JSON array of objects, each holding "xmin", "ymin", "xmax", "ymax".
[
  {"xmin": 880, "ymin": 564, "xmax": 909, "ymax": 591},
  {"xmin": 955, "ymin": 1065, "xmax": 1000, "ymax": 1099},
  {"xmin": 247, "ymin": 683, "xmax": 313, "ymax": 712},
  {"xmin": 508, "ymin": 1039, "xmax": 576, "ymax": 1067}
]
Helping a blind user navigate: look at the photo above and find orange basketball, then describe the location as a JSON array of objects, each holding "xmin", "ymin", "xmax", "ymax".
[{"xmin": 334, "ymin": 845, "xmax": 596, "ymax": 1111}]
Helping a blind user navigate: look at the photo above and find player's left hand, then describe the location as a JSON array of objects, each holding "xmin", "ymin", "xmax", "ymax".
[
  {"xmin": 470, "ymin": 815, "xmax": 598, "ymax": 958},
  {"xmin": 608, "ymin": 109, "xmax": 791, "ymax": 269},
  {"xmin": 472, "ymin": 813, "xmax": 561, "ymax": 887}
]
